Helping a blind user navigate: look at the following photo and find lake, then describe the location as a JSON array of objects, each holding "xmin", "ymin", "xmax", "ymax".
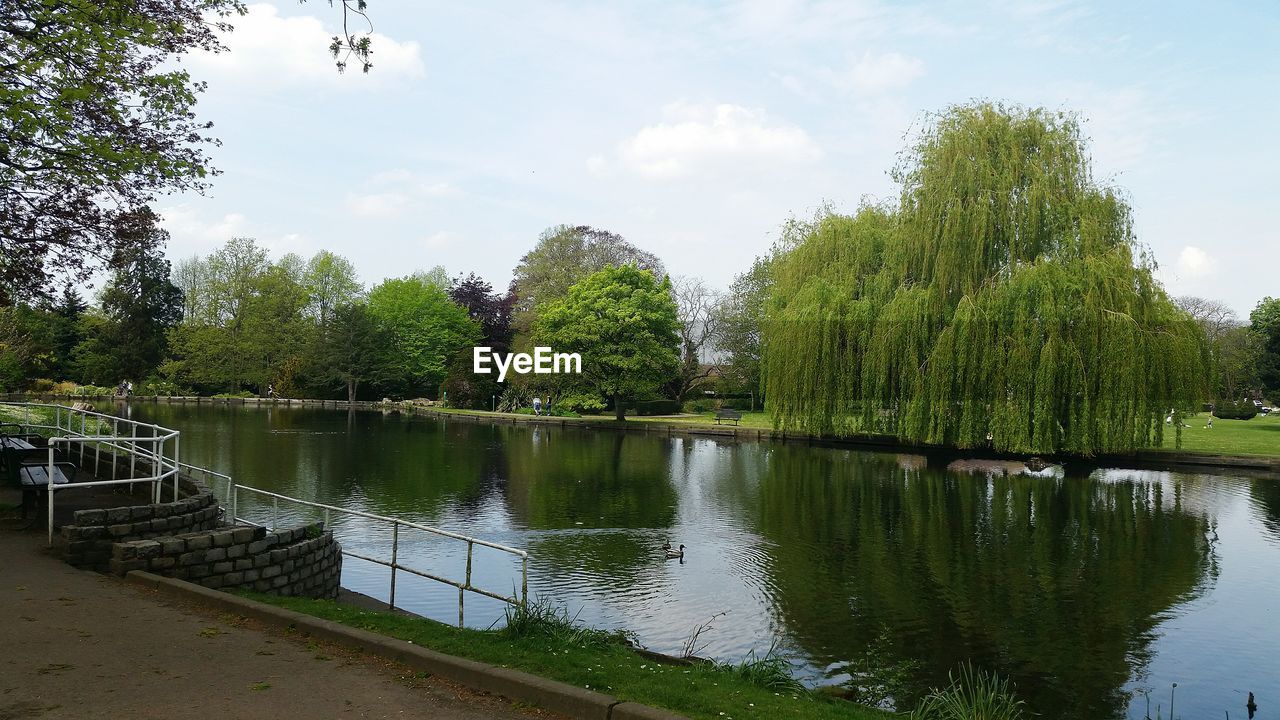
[{"xmin": 115, "ymin": 402, "xmax": 1277, "ymax": 720}]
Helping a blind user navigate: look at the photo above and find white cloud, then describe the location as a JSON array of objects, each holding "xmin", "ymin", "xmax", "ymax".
[
  {"xmin": 1176, "ymin": 246, "xmax": 1215, "ymax": 278},
  {"xmin": 828, "ymin": 51, "xmax": 925, "ymax": 93},
  {"xmin": 614, "ymin": 103, "xmax": 821, "ymax": 179},
  {"xmin": 185, "ymin": 3, "xmax": 424, "ymax": 89},
  {"xmin": 345, "ymin": 170, "xmax": 458, "ymax": 217},
  {"xmin": 422, "ymin": 231, "xmax": 458, "ymax": 250},
  {"xmin": 158, "ymin": 204, "xmax": 311, "ymax": 260}
]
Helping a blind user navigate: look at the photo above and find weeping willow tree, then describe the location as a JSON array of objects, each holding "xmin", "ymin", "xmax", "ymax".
[{"xmin": 763, "ymin": 103, "xmax": 1207, "ymax": 454}]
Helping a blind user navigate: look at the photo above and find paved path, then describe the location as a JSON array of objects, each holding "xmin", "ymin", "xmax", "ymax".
[{"xmin": 0, "ymin": 529, "xmax": 558, "ymax": 720}]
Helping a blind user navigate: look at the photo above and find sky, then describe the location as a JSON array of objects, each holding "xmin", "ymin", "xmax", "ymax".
[{"xmin": 158, "ymin": 0, "xmax": 1280, "ymax": 317}]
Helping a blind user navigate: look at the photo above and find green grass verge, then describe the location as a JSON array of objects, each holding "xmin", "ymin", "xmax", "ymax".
[
  {"xmin": 1158, "ymin": 412, "xmax": 1280, "ymax": 457},
  {"xmin": 237, "ymin": 592, "xmax": 890, "ymax": 720}
]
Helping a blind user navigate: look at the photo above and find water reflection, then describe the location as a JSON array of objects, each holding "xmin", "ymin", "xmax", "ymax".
[{"xmin": 121, "ymin": 404, "xmax": 1279, "ymax": 720}]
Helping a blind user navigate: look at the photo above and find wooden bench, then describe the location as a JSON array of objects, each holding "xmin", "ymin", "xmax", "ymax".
[
  {"xmin": 713, "ymin": 409, "xmax": 743, "ymax": 425},
  {"xmin": 15, "ymin": 462, "xmax": 75, "ymax": 523}
]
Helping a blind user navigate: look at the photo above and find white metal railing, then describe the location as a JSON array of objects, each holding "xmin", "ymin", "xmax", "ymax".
[
  {"xmin": 1, "ymin": 401, "xmax": 528, "ymax": 622},
  {"xmin": 1, "ymin": 402, "xmax": 180, "ymax": 544},
  {"xmin": 214, "ymin": 475, "xmax": 529, "ymax": 625}
]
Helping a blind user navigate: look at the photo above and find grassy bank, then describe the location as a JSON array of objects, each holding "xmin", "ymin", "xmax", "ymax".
[
  {"xmin": 1159, "ymin": 412, "xmax": 1280, "ymax": 457},
  {"xmin": 426, "ymin": 405, "xmax": 1280, "ymax": 460},
  {"xmin": 240, "ymin": 593, "xmax": 890, "ymax": 720}
]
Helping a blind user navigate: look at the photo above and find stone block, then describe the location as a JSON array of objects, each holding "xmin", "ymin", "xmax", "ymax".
[
  {"xmin": 178, "ymin": 550, "xmax": 206, "ymax": 565},
  {"xmin": 75, "ymin": 509, "xmax": 107, "ymax": 525},
  {"xmin": 271, "ymin": 575, "xmax": 288, "ymax": 588},
  {"xmin": 108, "ymin": 558, "xmax": 144, "ymax": 576},
  {"xmin": 154, "ymin": 504, "xmax": 172, "ymax": 518},
  {"xmin": 234, "ymin": 558, "xmax": 253, "ymax": 571},
  {"xmin": 203, "ymin": 575, "xmax": 226, "ymax": 589},
  {"xmin": 223, "ymin": 571, "xmax": 244, "ymax": 585},
  {"xmin": 150, "ymin": 556, "xmax": 176, "ymax": 570},
  {"xmin": 130, "ymin": 506, "xmax": 153, "ymax": 521},
  {"xmin": 253, "ymin": 555, "xmax": 271, "ymax": 568},
  {"xmin": 226, "ymin": 545, "xmax": 246, "ymax": 559},
  {"xmin": 253, "ymin": 579, "xmax": 272, "ymax": 592},
  {"xmin": 247, "ymin": 538, "xmax": 276, "ymax": 554},
  {"xmin": 160, "ymin": 538, "xmax": 184, "ymax": 555},
  {"xmin": 232, "ymin": 527, "xmax": 258, "ymax": 543},
  {"xmin": 188, "ymin": 564, "xmax": 212, "ymax": 579},
  {"xmin": 150, "ymin": 518, "xmax": 170, "ymax": 532},
  {"xmin": 108, "ymin": 524, "xmax": 132, "ymax": 538},
  {"xmin": 134, "ymin": 540, "xmax": 161, "ymax": 559},
  {"xmin": 186, "ymin": 535, "xmax": 212, "ymax": 550},
  {"xmin": 260, "ymin": 565, "xmax": 281, "ymax": 579},
  {"xmin": 112, "ymin": 544, "xmax": 137, "ymax": 561},
  {"xmin": 243, "ymin": 569, "xmax": 260, "ymax": 582},
  {"xmin": 269, "ymin": 549, "xmax": 287, "ymax": 563},
  {"xmin": 212, "ymin": 531, "xmax": 234, "ymax": 548},
  {"xmin": 212, "ymin": 561, "xmax": 233, "ymax": 574},
  {"xmin": 105, "ymin": 507, "xmax": 131, "ymax": 524}
]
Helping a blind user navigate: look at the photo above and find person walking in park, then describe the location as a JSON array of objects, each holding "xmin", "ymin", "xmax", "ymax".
[{"xmin": 532, "ymin": 397, "xmax": 542, "ymax": 416}]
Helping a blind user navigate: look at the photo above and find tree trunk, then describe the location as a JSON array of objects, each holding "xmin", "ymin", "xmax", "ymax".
[
  {"xmin": 347, "ymin": 378, "xmax": 358, "ymax": 403},
  {"xmin": 614, "ymin": 395, "xmax": 626, "ymax": 422}
]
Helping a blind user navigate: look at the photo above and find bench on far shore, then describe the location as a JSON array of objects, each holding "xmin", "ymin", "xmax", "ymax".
[{"xmin": 714, "ymin": 408, "xmax": 743, "ymax": 426}]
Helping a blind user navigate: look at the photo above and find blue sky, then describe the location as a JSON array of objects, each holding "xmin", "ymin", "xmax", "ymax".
[{"xmin": 161, "ymin": 0, "xmax": 1279, "ymax": 317}]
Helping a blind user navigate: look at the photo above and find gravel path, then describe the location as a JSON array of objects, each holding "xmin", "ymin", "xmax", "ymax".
[{"xmin": 0, "ymin": 529, "xmax": 558, "ymax": 720}]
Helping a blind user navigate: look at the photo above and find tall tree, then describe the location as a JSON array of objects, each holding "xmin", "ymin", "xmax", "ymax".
[
  {"xmin": 534, "ymin": 265, "xmax": 680, "ymax": 421},
  {"xmin": 304, "ymin": 250, "xmax": 362, "ymax": 326},
  {"xmin": 511, "ymin": 225, "xmax": 665, "ymax": 338},
  {"xmin": 366, "ymin": 274, "xmax": 479, "ymax": 398},
  {"xmin": 314, "ymin": 301, "xmax": 386, "ymax": 402},
  {"xmin": 669, "ymin": 276, "xmax": 720, "ymax": 401},
  {"xmin": 763, "ymin": 103, "xmax": 1207, "ymax": 454},
  {"xmin": 48, "ymin": 286, "xmax": 88, "ymax": 380},
  {"xmin": 1251, "ymin": 297, "xmax": 1280, "ymax": 400},
  {"xmin": 0, "ymin": 0, "xmax": 244, "ymax": 301}
]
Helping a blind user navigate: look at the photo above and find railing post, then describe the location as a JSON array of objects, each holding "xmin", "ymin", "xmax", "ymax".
[
  {"xmin": 231, "ymin": 481, "xmax": 238, "ymax": 523},
  {"xmin": 79, "ymin": 412, "xmax": 85, "ymax": 464},
  {"xmin": 389, "ymin": 522, "xmax": 399, "ymax": 610},
  {"xmin": 461, "ymin": 540, "xmax": 474, "ymax": 627},
  {"xmin": 272, "ymin": 496, "xmax": 279, "ymax": 530},
  {"xmin": 172, "ymin": 434, "xmax": 180, "ymax": 501},
  {"xmin": 47, "ymin": 444, "xmax": 56, "ymax": 547},
  {"xmin": 521, "ymin": 555, "xmax": 528, "ymax": 608},
  {"xmin": 111, "ymin": 419, "xmax": 119, "ymax": 480}
]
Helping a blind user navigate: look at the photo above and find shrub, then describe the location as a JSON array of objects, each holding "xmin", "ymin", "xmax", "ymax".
[
  {"xmin": 1214, "ymin": 400, "xmax": 1258, "ymax": 420},
  {"xmin": 50, "ymin": 381, "xmax": 79, "ymax": 394},
  {"xmin": 683, "ymin": 399, "xmax": 716, "ymax": 413},
  {"xmin": 909, "ymin": 665, "xmax": 1026, "ymax": 720},
  {"xmin": 630, "ymin": 399, "xmax": 681, "ymax": 416}
]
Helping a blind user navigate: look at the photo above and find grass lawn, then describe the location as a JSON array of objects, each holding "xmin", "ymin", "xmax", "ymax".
[
  {"xmin": 241, "ymin": 593, "xmax": 890, "ymax": 720},
  {"xmin": 1160, "ymin": 412, "xmax": 1280, "ymax": 457}
]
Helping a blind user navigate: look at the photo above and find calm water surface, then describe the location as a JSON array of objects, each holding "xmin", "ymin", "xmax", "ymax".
[{"xmin": 118, "ymin": 403, "xmax": 1279, "ymax": 720}]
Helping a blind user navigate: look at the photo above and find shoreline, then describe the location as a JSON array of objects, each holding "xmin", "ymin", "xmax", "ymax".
[{"xmin": 6, "ymin": 392, "xmax": 1278, "ymax": 475}]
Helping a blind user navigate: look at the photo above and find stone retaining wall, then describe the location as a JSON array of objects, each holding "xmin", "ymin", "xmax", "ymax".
[
  {"xmin": 60, "ymin": 482, "xmax": 220, "ymax": 570},
  {"xmin": 109, "ymin": 522, "xmax": 340, "ymax": 599}
]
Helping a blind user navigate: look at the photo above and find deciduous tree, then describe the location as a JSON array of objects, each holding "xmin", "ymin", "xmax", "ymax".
[
  {"xmin": 534, "ymin": 265, "xmax": 680, "ymax": 421},
  {"xmin": 763, "ymin": 103, "xmax": 1207, "ymax": 454}
]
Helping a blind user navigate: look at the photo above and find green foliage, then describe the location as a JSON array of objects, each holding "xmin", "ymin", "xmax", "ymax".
[
  {"xmin": 630, "ymin": 399, "xmax": 681, "ymax": 416},
  {"xmin": 1251, "ymin": 297, "xmax": 1280, "ymax": 396},
  {"xmin": 511, "ymin": 225, "xmax": 665, "ymax": 339},
  {"xmin": 1213, "ymin": 400, "xmax": 1258, "ymax": 420},
  {"xmin": 534, "ymin": 265, "xmax": 681, "ymax": 421},
  {"xmin": 763, "ymin": 103, "xmax": 1208, "ymax": 454},
  {"xmin": 908, "ymin": 665, "xmax": 1026, "ymax": 720},
  {"xmin": 0, "ymin": 0, "xmax": 245, "ymax": 301},
  {"xmin": 366, "ymin": 274, "xmax": 480, "ymax": 398},
  {"xmin": 720, "ymin": 646, "xmax": 806, "ymax": 693}
]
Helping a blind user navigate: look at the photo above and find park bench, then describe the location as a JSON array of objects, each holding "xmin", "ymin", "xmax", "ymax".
[
  {"xmin": 2, "ymin": 428, "xmax": 73, "ymax": 523},
  {"xmin": 714, "ymin": 408, "xmax": 743, "ymax": 426}
]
